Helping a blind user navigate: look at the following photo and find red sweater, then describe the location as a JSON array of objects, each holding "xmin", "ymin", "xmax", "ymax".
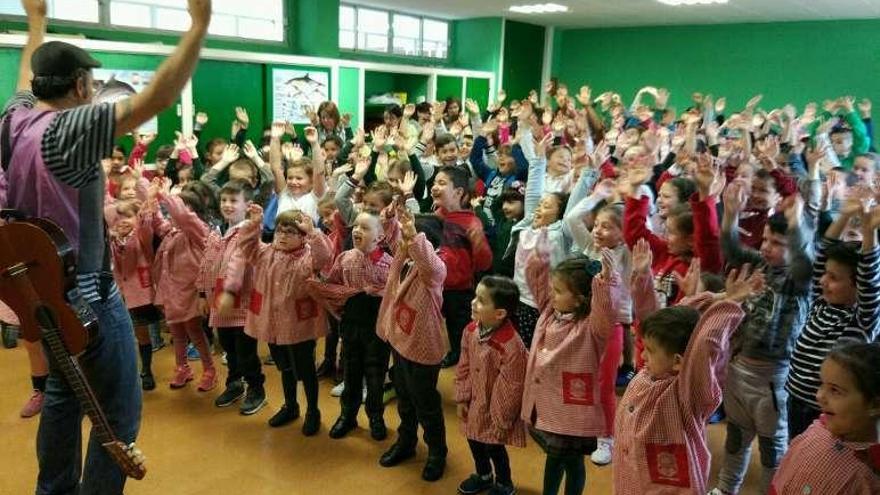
[
  {"xmin": 436, "ymin": 209, "xmax": 493, "ymax": 291},
  {"xmin": 624, "ymin": 193, "xmax": 723, "ymax": 305}
]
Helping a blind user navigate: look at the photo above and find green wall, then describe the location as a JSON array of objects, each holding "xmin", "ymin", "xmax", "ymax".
[
  {"xmin": 437, "ymin": 75, "xmax": 464, "ymax": 102},
  {"xmin": 551, "ymin": 19, "xmax": 880, "ymax": 112},
  {"xmin": 502, "ymin": 20, "xmax": 545, "ymax": 101},
  {"xmin": 193, "ymin": 60, "xmax": 266, "ymax": 147},
  {"xmin": 453, "ymin": 17, "xmax": 504, "ymax": 87},
  {"xmin": 338, "ymin": 66, "xmax": 361, "ymax": 127}
]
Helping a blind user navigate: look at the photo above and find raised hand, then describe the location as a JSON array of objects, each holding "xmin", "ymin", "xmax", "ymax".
[
  {"xmin": 745, "ymin": 94, "xmax": 763, "ymax": 112},
  {"xmin": 715, "ymin": 97, "xmax": 727, "ymax": 114},
  {"xmin": 242, "ymin": 140, "xmax": 260, "ymax": 160},
  {"xmin": 533, "ymin": 131, "xmax": 554, "ymax": 157},
  {"xmin": 187, "ymin": 0, "xmax": 212, "ymax": 30},
  {"xmin": 400, "ymin": 170, "xmax": 417, "ymax": 196},
  {"xmin": 221, "ymin": 144, "xmax": 240, "ymax": 164},
  {"xmin": 420, "ymin": 121, "xmax": 435, "ymax": 144},
  {"xmin": 247, "ymin": 203, "xmax": 264, "ymax": 224},
  {"xmin": 724, "ymin": 264, "xmax": 765, "ymax": 303},
  {"xmin": 674, "ymin": 257, "xmax": 702, "ymax": 298},
  {"xmin": 341, "ymin": 113, "xmax": 352, "ymax": 128},
  {"xmin": 195, "ymin": 111, "xmax": 209, "ymax": 126},
  {"xmin": 723, "ymin": 179, "xmax": 749, "ymax": 215},
  {"xmin": 593, "ymin": 178, "xmax": 616, "ymax": 200},
  {"xmin": 656, "ymin": 88, "xmax": 670, "ymax": 109},
  {"xmin": 465, "ymin": 98, "xmax": 480, "ymax": 115},
  {"xmin": 353, "ymin": 155, "xmax": 371, "ymax": 181},
  {"xmin": 840, "ymin": 96, "xmax": 855, "ymax": 114},
  {"xmin": 270, "ymin": 121, "xmax": 286, "ymax": 139},
  {"xmin": 234, "ymin": 106, "xmax": 249, "ymax": 128},
  {"xmin": 22, "ymin": 0, "xmax": 47, "ymax": 18},
  {"xmin": 294, "ymin": 213, "xmax": 313, "ymax": 234},
  {"xmin": 576, "ymin": 85, "xmax": 592, "ymax": 106},
  {"xmin": 631, "ymin": 238, "xmax": 653, "ymax": 275},
  {"xmin": 304, "ymin": 126, "xmax": 319, "ymax": 144},
  {"xmin": 371, "ymin": 126, "xmax": 387, "ymax": 149},
  {"xmin": 403, "ymin": 103, "xmax": 416, "ymax": 120}
]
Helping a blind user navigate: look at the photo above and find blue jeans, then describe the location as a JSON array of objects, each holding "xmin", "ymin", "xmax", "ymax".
[{"xmin": 36, "ymin": 292, "xmax": 142, "ymax": 495}]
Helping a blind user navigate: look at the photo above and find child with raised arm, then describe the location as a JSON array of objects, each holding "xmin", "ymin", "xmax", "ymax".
[
  {"xmin": 227, "ymin": 204, "xmax": 333, "ymax": 435},
  {"xmin": 455, "ymin": 276, "xmax": 527, "ymax": 495},
  {"xmin": 151, "ymin": 180, "xmax": 217, "ymax": 392},
  {"xmin": 376, "ymin": 206, "xmax": 449, "ymax": 482},
  {"xmin": 110, "ymin": 199, "xmax": 162, "ymax": 391},
  {"xmin": 786, "ymin": 194, "xmax": 880, "ymax": 439},
  {"xmin": 709, "ymin": 151, "xmax": 821, "ymax": 495},
  {"xmin": 321, "ymin": 210, "xmax": 393, "ymax": 442},
  {"xmin": 614, "ymin": 259, "xmax": 763, "ymax": 494},
  {"xmin": 521, "ymin": 228, "xmax": 621, "ymax": 495},
  {"xmin": 770, "ymin": 342, "xmax": 880, "ymax": 494},
  {"xmin": 212, "ymin": 181, "xmax": 267, "ymax": 415}
]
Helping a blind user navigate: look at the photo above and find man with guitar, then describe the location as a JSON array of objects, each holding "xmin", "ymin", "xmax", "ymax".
[{"xmin": 0, "ymin": 1, "xmax": 212, "ymax": 493}]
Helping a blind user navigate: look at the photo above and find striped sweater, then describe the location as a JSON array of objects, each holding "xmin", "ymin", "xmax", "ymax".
[{"xmin": 786, "ymin": 239, "xmax": 880, "ymax": 409}]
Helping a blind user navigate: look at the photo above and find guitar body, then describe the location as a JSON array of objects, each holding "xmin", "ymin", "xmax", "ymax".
[
  {"xmin": 0, "ymin": 213, "xmax": 145, "ymax": 480},
  {"xmin": 0, "ymin": 218, "xmax": 89, "ymax": 355}
]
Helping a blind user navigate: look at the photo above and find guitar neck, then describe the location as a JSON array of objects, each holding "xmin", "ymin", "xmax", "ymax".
[{"xmin": 41, "ymin": 325, "xmax": 117, "ymax": 446}]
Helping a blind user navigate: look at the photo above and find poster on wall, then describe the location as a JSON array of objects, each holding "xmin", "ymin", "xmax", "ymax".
[
  {"xmin": 92, "ymin": 69, "xmax": 158, "ymax": 134},
  {"xmin": 272, "ymin": 69, "xmax": 329, "ymax": 124}
]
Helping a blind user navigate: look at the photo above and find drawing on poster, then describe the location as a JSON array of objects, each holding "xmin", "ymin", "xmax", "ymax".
[
  {"xmin": 272, "ymin": 69, "xmax": 329, "ymax": 124},
  {"xmin": 92, "ymin": 69, "xmax": 158, "ymax": 134}
]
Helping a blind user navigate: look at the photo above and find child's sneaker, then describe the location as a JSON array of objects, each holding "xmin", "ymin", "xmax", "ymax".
[
  {"xmin": 330, "ymin": 381, "xmax": 345, "ymax": 397},
  {"xmin": 487, "ymin": 483, "xmax": 516, "ymax": 495},
  {"xmin": 214, "ymin": 379, "xmax": 245, "ymax": 407},
  {"xmin": 20, "ymin": 390, "xmax": 44, "ymax": 418},
  {"xmin": 240, "ymin": 386, "xmax": 268, "ymax": 416},
  {"xmin": 197, "ymin": 368, "xmax": 217, "ymax": 392},
  {"xmin": 186, "ymin": 343, "xmax": 200, "ymax": 361},
  {"xmin": 590, "ymin": 437, "xmax": 613, "ymax": 466},
  {"xmin": 169, "ymin": 365, "xmax": 194, "ymax": 389},
  {"xmin": 458, "ymin": 473, "xmax": 493, "ymax": 494},
  {"xmin": 615, "ymin": 365, "xmax": 635, "ymax": 388}
]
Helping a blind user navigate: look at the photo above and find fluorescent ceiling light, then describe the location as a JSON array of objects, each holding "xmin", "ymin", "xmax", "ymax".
[
  {"xmin": 509, "ymin": 3, "xmax": 569, "ymax": 14},
  {"xmin": 657, "ymin": 0, "xmax": 728, "ymax": 5}
]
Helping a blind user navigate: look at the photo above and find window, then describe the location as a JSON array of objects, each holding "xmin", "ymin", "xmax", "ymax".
[
  {"xmin": 356, "ymin": 8, "xmax": 388, "ymax": 53},
  {"xmin": 340, "ymin": 4, "xmax": 448, "ymax": 59},
  {"xmin": 0, "ymin": 0, "xmax": 100, "ymax": 23},
  {"xmin": 421, "ymin": 19, "xmax": 448, "ymax": 59},
  {"xmin": 109, "ymin": 0, "xmax": 285, "ymax": 41},
  {"xmin": 392, "ymin": 14, "xmax": 419, "ymax": 56}
]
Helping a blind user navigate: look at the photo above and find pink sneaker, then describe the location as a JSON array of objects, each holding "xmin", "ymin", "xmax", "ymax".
[
  {"xmin": 20, "ymin": 390, "xmax": 44, "ymax": 418},
  {"xmin": 169, "ymin": 365, "xmax": 194, "ymax": 389},
  {"xmin": 197, "ymin": 368, "xmax": 217, "ymax": 392}
]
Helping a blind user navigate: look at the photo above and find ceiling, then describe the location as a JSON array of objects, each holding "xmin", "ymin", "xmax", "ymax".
[{"xmin": 346, "ymin": 0, "xmax": 880, "ymax": 27}]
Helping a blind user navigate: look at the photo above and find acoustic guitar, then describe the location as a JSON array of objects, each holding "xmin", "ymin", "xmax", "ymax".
[{"xmin": 0, "ymin": 211, "xmax": 146, "ymax": 480}]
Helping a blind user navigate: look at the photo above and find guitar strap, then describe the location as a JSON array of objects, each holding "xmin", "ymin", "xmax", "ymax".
[{"xmin": 1, "ymin": 113, "xmax": 11, "ymax": 173}]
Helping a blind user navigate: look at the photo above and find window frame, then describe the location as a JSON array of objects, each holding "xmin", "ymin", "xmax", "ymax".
[
  {"xmin": 339, "ymin": 3, "xmax": 450, "ymax": 61},
  {"xmin": 0, "ymin": 0, "xmax": 288, "ymax": 45}
]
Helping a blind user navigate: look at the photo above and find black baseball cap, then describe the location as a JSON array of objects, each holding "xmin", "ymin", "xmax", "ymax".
[{"xmin": 31, "ymin": 41, "xmax": 101, "ymax": 78}]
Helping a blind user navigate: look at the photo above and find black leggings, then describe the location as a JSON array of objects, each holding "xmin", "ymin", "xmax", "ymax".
[
  {"xmin": 543, "ymin": 454, "xmax": 586, "ymax": 495},
  {"xmin": 269, "ymin": 340, "xmax": 318, "ymax": 413},
  {"xmin": 217, "ymin": 327, "xmax": 264, "ymax": 389},
  {"xmin": 468, "ymin": 439, "xmax": 511, "ymax": 486},
  {"xmin": 442, "ymin": 289, "xmax": 474, "ymax": 358}
]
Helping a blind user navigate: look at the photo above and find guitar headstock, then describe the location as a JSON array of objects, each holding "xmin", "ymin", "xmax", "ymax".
[{"xmin": 103, "ymin": 441, "xmax": 147, "ymax": 480}]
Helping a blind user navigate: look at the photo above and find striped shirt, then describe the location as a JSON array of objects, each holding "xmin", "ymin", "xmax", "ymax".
[
  {"xmin": 2, "ymin": 91, "xmax": 118, "ymax": 303},
  {"xmin": 786, "ymin": 239, "xmax": 880, "ymax": 409}
]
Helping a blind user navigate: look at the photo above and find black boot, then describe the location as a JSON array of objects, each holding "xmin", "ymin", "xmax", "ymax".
[
  {"xmin": 329, "ymin": 416, "xmax": 357, "ymax": 439},
  {"xmin": 302, "ymin": 409, "xmax": 321, "ymax": 436},
  {"xmin": 369, "ymin": 415, "xmax": 387, "ymax": 441},
  {"xmin": 379, "ymin": 441, "xmax": 416, "ymax": 467},
  {"xmin": 268, "ymin": 404, "xmax": 300, "ymax": 427}
]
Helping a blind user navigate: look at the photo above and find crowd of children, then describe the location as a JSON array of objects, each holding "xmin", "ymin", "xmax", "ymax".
[{"xmin": 3, "ymin": 84, "xmax": 880, "ymax": 494}]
